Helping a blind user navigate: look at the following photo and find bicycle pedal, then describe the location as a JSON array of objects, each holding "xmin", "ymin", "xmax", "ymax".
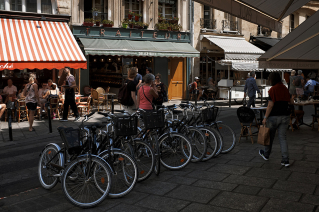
[{"xmin": 52, "ymin": 173, "xmax": 62, "ymax": 177}]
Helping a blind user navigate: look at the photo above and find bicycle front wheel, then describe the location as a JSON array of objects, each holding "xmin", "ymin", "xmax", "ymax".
[
  {"xmin": 214, "ymin": 123, "xmax": 236, "ymax": 154},
  {"xmin": 199, "ymin": 127, "xmax": 218, "ymax": 161},
  {"xmin": 133, "ymin": 140, "xmax": 155, "ymax": 182},
  {"xmin": 159, "ymin": 133, "xmax": 193, "ymax": 170},
  {"xmin": 185, "ymin": 127, "xmax": 207, "ymax": 162},
  {"xmin": 62, "ymin": 156, "xmax": 111, "ymax": 208}
]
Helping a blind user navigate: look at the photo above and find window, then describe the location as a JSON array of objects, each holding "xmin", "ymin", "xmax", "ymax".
[
  {"xmin": 26, "ymin": 0, "xmax": 37, "ymax": 13},
  {"xmin": 158, "ymin": 0, "xmax": 177, "ymax": 19},
  {"xmin": 41, "ymin": 0, "xmax": 52, "ymax": 14},
  {"xmin": 0, "ymin": 0, "xmax": 5, "ymax": 10},
  {"xmin": 204, "ymin": 6, "xmax": 211, "ymax": 20},
  {"xmin": 10, "ymin": 0, "xmax": 22, "ymax": 11},
  {"xmin": 125, "ymin": 0, "xmax": 143, "ymax": 18},
  {"xmin": 290, "ymin": 14, "xmax": 294, "ymax": 32}
]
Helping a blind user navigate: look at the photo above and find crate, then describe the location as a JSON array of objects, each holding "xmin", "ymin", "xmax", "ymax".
[
  {"xmin": 59, "ymin": 127, "xmax": 83, "ymax": 155},
  {"xmin": 114, "ymin": 115, "xmax": 138, "ymax": 136},
  {"xmin": 143, "ymin": 110, "xmax": 165, "ymax": 129},
  {"xmin": 201, "ymin": 107, "xmax": 219, "ymax": 123}
]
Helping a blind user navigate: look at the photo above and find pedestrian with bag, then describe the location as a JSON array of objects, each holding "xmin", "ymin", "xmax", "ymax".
[
  {"xmin": 244, "ymin": 71, "xmax": 261, "ymax": 108},
  {"xmin": 153, "ymin": 74, "xmax": 167, "ymax": 106},
  {"xmin": 119, "ymin": 67, "xmax": 138, "ymax": 114},
  {"xmin": 23, "ymin": 74, "xmax": 40, "ymax": 132},
  {"xmin": 137, "ymin": 74, "xmax": 158, "ymax": 110},
  {"xmin": 59, "ymin": 68, "xmax": 80, "ymax": 122},
  {"xmin": 259, "ymin": 72, "xmax": 293, "ymax": 167}
]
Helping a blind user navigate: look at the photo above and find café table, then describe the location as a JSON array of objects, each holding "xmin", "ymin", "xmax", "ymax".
[
  {"xmin": 293, "ymin": 100, "xmax": 319, "ymax": 127},
  {"xmin": 251, "ymin": 106, "xmax": 267, "ymax": 125},
  {"xmin": 102, "ymin": 93, "xmax": 116, "ymax": 112}
]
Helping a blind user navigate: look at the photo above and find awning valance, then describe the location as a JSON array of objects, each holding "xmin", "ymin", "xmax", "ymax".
[
  {"xmin": 0, "ymin": 18, "xmax": 87, "ymax": 71},
  {"xmin": 218, "ymin": 60, "xmax": 291, "ymax": 72},
  {"xmin": 203, "ymin": 35, "xmax": 265, "ymax": 60},
  {"xmin": 80, "ymin": 38, "xmax": 200, "ymax": 58}
]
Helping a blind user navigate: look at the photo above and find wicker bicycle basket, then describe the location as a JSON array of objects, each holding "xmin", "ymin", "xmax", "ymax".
[
  {"xmin": 114, "ymin": 115, "xmax": 138, "ymax": 136},
  {"xmin": 201, "ymin": 107, "xmax": 219, "ymax": 123},
  {"xmin": 143, "ymin": 110, "xmax": 165, "ymax": 130},
  {"xmin": 59, "ymin": 127, "xmax": 83, "ymax": 155}
]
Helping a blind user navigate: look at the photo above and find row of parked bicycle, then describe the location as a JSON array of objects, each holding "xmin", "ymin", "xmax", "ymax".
[{"xmin": 37, "ymin": 101, "xmax": 236, "ymax": 208}]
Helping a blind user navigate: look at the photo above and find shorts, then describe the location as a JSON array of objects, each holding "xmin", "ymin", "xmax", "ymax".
[
  {"xmin": 296, "ymin": 88, "xmax": 304, "ymax": 96},
  {"xmin": 26, "ymin": 102, "xmax": 37, "ymax": 111}
]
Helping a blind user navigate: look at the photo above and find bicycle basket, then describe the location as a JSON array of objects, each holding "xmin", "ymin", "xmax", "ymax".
[
  {"xmin": 143, "ymin": 110, "xmax": 165, "ymax": 129},
  {"xmin": 59, "ymin": 127, "xmax": 83, "ymax": 155},
  {"xmin": 201, "ymin": 107, "xmax": 218, "ymax": 123},
  {"xmin": 114, "ymin": 115, "xmax": 138, "ymax": 136}
]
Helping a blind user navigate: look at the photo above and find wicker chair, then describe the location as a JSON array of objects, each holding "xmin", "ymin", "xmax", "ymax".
[
  {"xmin": 78, "ymin": 96, "xmax": 92, "ymax": 115},
  {"xmin": 91, "ymin": 89, "xmax": 103, "ymax": 111}
]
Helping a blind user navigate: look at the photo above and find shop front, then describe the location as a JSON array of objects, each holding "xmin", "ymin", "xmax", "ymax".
[{"xmin": 72, "ymin": 26, "xmax": 200, "ymax": 100}]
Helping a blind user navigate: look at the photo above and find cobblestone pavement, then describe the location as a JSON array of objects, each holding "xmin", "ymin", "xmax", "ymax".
[{"xmin": 0, "ymin": 101, "xmax": 319, "ymax": 212}]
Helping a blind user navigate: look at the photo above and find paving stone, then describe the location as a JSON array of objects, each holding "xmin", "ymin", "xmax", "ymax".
[
  {"xmin": 148, "ymin": 173, "xmax": 174, "ymax": 182},
  {"xmin": 288, "ymin": 172, "xmax": 319, "ymax": 185},
  {"xmin": 135, "ymin": 195, "xmax": 189, "ymax": 212},
  {"xmin": 233, "ymin": 185, "xmax": 262, "ymax": 195},
  {"xmin": 181, "ymin": 202, "xmax": 242, "ymax": 212},
  {"xmin": 134, "ymin": 180, "xmax": 177, "ymax": 196},
  {"xmin": 193, "ymin": 180, "xmax": 237, "ymax": 191},
  {"xmin": 305, "ymin": 155, "xmax": 319, "ymax": 162},
  {"xmin": 227, "ymin": 160, "xmax": 263, "ymax": 168},
  {"xmin": 186, "ymin": 161, "xmax": 215, "ymax": 171},
  {"xmin": 210, "ymin": 191, "xmax": 268, "ymax": 212},
  {"xmin": 220, "ymin": 154, "xmax": 255, "ymax": 162},
  {"xmin": 187, "ymin": 170, "xmax": 229, "ymax": 182},
  {"xmin": 161, "ymin": 167, "xmax": 194, "ymax": 177},
  {"xmin": 106, "ymin": 203, "xmax": 148, "ymax": 212},
  {"xmin": 272, "ymin": 180, "xmax": 316, "ymax": 194},
  {"xmin": 245, "ymin": 167, "xmax": 291, "ymax": 180},
  {"xmin": 167, "ymin": 185, "xmax": 220, "ymax": 204},
  {"xmin": 167, "ymin": 176, "xmax": 198, "ymax": 185},
  {"xmin": 261, "ymin": 198, "xmax": 314, "ymax": 212},
  {"xmin": 115, "ymin": 191, "xmax": 149, "ymax": 205},
  {"xmin": 287, "ymin": 165, "xmax": 317, "ymax": 174},
  {"xmin": 261, "ymin": 163, "xmax": 283, "ymax": 170},
  {"xmin": 258, "ymin": 188, "xmax": 302, "ymax": 202},
  {"xmin": 293, "ymin": 161, "xmax": 319, "ymax": 168},
  {"xmin": 301, "ymin": 194, "xmax": 319, "ymax": 205},
  {"xmin": 207, "ymin": 164, "xmax": 251, "ymax": 175},
  {"xmin": 223, "ymin": 175, "xmax": 276, "ymax": 188}
]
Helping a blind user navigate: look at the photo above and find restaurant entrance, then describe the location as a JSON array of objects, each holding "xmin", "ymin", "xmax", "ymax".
[{"xmin": 168, "ymin": 58, "xmax": 185, "ymax": 100}]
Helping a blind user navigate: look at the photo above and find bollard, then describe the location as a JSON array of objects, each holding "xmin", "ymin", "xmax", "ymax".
[
  {"xmin": 111, "ymin": 95, "xmax": 114, "ymax": 114},
  {"xmin": 195, "ymin": 90, "xmax": 198, "ymax": 106},
  {"xmin": 47, "ymin": 104, "xmax": 52, "ymax": 133},
  {"xmin": 7, "ymin": 108, "xmax": 13, "ymax": 141}
]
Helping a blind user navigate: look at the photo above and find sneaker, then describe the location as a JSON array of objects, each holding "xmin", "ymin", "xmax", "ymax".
[
  {"xmin": 281, "ymin": 160, "xmax": 290, "ymax": 167},
  {"xmin": 60, "ymin": 119, "xmax": 68, "ymax": 122},
  {"xmin": 74, "ymin": 116, "xmax": 81, "ymax": 122},
  {"xmin": 259, "ymin": 150, "xmax": 269, "ymax": 161}
]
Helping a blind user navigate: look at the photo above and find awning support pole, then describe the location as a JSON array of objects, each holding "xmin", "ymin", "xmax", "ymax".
[{"xmin": 228, "ymin": 65, "xmax": 230, "ymax": 80}]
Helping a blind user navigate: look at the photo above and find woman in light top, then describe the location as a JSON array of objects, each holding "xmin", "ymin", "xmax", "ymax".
[{"xmin": 23, "ymin": 74, "xmax": 39, "ymax": 132}]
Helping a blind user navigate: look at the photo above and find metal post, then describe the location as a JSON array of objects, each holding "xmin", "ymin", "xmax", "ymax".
[
  {"xmin": 195, "ymin": 91, "xmax": 198, "ymax": 106},
  {"xmin": 7, "ymin": 108, "xmax": 12, "ymax": 141},
  {"xmin": 47, "ymin": 103, "xmax": 52, "ymax": 133},
  {"xmin": 111, "ymin": 95, "xmax": 114, "ymax": 114},
  {"xmin": 229, "ymin": 87, "xmax": 232, "ymax": 108}
]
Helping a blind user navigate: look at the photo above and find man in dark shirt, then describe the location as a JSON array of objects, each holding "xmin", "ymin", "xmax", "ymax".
[
  {"xmin": 244, "ymin": 71, "xmax": 261, "ymax": 108},
  {"xmin": 124, "ymin": 67, "xmax": 138, "ymax": 114},
  {"xmin": 134, "ymin": 68, "xmax": 143, "ymax": 89}
]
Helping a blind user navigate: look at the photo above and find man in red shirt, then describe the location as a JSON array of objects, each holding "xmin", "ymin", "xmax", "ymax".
[{"xmin": 189, "ymin": 77, "xmax": 200, "ymax": 100}]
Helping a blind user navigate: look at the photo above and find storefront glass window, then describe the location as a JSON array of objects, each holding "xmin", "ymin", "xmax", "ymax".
[
  {"xmin": 158, "ymin": 0, "xmax": 177, "ymax": 19},
  {"xmin": 41, "ymin": 0, "xmax": 52, "ymax": 14},
  {"xmin": 0, "ymin": 0, "xmax": 5, "ymax": 10},
  {"xmin": 125, "ymin": 0, "xmax": 143, "ymax": 18},
  {"xmin": 10, "ymin": 0, "xmax": 22, "ymax": 11},
  {"xmin": 26, "ymin": 0, "xmax": 37, "ymax": 13}
]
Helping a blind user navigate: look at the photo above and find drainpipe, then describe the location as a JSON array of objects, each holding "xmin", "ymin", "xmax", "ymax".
[{"xmin": 187, "ymin": 0, "xmax": 194, "ymax": 100}]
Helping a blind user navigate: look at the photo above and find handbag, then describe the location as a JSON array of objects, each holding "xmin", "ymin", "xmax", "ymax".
[{"xmin": 257, "ymin": 125, "xmax": 270, "ymax": 146}]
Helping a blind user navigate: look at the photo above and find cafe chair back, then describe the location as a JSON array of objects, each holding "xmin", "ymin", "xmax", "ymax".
[
  {"xmin": 16, "ymin": 99, "xmax": 28, "ymax": 123},
  {"xmin": 311, "ymin": 104, "xmax": 319, "ymax": 131},
  {"xmin": 91, "ymin": 89, "xmax": 103, "ymax": 112},
  {"xmin": 78, "ymin": 96, "xmax": 92, "ymax": 115},
  {"xmin": 49, "ymin": 96, "xmax": 60, "ymax": 120},
  {"xmin": 237, "ymin": 106, "xmax": 259, "ymax": 144}
]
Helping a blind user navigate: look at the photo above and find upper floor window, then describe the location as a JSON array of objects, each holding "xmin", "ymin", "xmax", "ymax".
[
  {"xmin": 41, "ymin": 0, "xmax": 52, "ymax": 14},
  {"xmin": 158, "ymin": 0, "xmax": 177, "ymax": 19},
  {"xmin": 290, "ymin": 14, "xmax": 294, "ymax": 32},
  {"xmin": 0, "ymin": 0, "xmax": 5, "ymax": 10},
  {"xmin": 10, "ymin": 0, "xmax": 22, "ymax": 11},
  {"xmin": 84, "ymin": 0, "xmax": 108, "ymax": 21},
  {"xmin": 26, "ymin": 0, "xmax": 37, "ymax": 13},
  {"xmin": 125, "ymin": 0, "xmax": 143, "ymax": 18}
]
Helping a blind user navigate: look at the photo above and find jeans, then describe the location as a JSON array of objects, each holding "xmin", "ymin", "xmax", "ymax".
[
  {"xmin": 264, "ymin": 115, "xmax": 290, "ymax": 161},
  {"xmin": 247, "ymin": 95, "xmax": 256, "ymax": 108},
  {"xmin": 63, "ymin": 89, "xmax": 79, "ymax": 119},
  {"xmin": 304, "ymin": 90, "xmax": 313, "ymax": 97}
]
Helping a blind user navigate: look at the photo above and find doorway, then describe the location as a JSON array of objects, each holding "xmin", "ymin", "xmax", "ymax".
[{"xmin": 168, "ymin": 58, "xmax": 185, "ymax": 100}]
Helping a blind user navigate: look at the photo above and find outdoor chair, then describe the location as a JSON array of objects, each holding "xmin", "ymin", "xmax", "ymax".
[
  {"xmin": 49, "ymin": 96, "xmax": 60, "ymax": 120},
  {"xmin": 78, "ymin": 96, "xmax": 92, "ymax": 116},
  {"xmin": 237, "ymin": 106, "xmax": 260, "ymax": 144},
  {"xmin": 91, "ymin": 89, "xmax": 103, "ymax": 112},
  {"xmin": 311, "ymin": 104, "xmax": 319, "ymax": 131},
  {"xmin": 16, "ymin": 99, "xmax": 28, "ymax": 123}
]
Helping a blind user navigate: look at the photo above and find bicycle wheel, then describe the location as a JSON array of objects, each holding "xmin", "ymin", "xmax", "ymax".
[
  {"xmin": 38, "ymin": 144, "xmax": 63, "ymax": 190},
  {"xmin": 199, "ymin": 127, "xmax": 218, "ymax": 161},
  {"xmin": 148, "ymin": 133, "xmax": 160, "ymax": 176},
  {"xmin": 62, "ymin": 156, "xmax": 111, "ymax": 208},
  {"xmin": 214, "ymin": 123, "xmax": 236, "ymax": 154},
  {"xmin": 132, "ymin": 140, "xmax": 155, "ymax": 182},
  {"xmin": 184, "ymin": 127, "xmax": 207, "ymax": 162},
  {"xmin": 159, "ymin": 133, "xmax": 193, "ymax": 170},
  {"xmin": 208, "ymin": 127, "xmax": 223, "ymax": 157},
  {"xmin": 99, "ymin": 151, "xmax": 138, "ymax": 198}
]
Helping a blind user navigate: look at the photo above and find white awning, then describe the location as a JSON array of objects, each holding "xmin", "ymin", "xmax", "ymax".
[
  {"xmin": 218, "ymin": 60, "xmax": 292, "ymax": 72},
  {"xmin": 203, "ymin": 35, "xmax": 265, "ymax": 61}
]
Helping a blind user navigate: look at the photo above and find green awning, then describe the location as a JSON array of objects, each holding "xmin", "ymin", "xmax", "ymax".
[{"xmin": 79, "ymin": 38, "xmax": 200, "ymax": 58}]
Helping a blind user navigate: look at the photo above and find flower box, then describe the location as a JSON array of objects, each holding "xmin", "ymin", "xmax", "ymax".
[{"xmin": 83, "ymin": 22, "xmax": 94, "ymax": 27}]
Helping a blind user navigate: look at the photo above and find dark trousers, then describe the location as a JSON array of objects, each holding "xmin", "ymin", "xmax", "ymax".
[
  {"xmin": 247, "ymin": 95, "xmax": 256, "ymax": 108},
  {"xmin": 63, "ymin": 89, "xmax": 79, "ymax": 119}
]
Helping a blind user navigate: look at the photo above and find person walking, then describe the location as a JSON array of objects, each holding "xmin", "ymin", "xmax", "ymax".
[
  {"xmin": 23, "ymin": 74, "xmax": 40, "ymax": 132},
  {"xmin": 244, "ymin": 71, "xmax": 261, "ymax": 108},
  {"xmin": 153, "ymin": 74, "xmax": 165, "ymax": 106},
  {"xmin": 259, "ymin": 72, "xmax": 292, "ymax": 167},
  {"xmin": 59, "ymin": 68, "xmax": 80, "ymax": 122},
  {"xmin": 123, "ymin": 67, "xmax": 138, "ymax": 115},
  {"xmin": 289, "ymin": 70, "xmax": 297, "ymax": 98},
  {"xmin": 137, "ymin": 74, "xmax": 158, "ymax": 110},
  {"xmin": 134, "ymin": 68, "xmax": 143, "ymax": 90}
]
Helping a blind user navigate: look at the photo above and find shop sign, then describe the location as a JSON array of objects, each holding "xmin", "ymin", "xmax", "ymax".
[
  {"xmin": 73, "ymin": 26, "xmax": 190, "ymax": 43},
  {"xmin": 259, "ymin": 61, "xmax": 319, "ymax": 69},
  {"xmin": 0, "ymin": 63, "xmax": 13, "ymax": 70}
]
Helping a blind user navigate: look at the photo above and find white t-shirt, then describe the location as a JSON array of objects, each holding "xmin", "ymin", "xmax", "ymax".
[{"xmin": 3, "ymin": 85, "xmax": 17, "ymax": 95}]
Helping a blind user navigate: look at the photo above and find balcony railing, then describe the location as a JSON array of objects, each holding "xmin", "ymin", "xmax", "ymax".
[
  {"xmin": 222, "ymin": 20, "xmax": 239, "ymax": 32},
  {"xmin": 200, "ymin": 18, "xmax": 217, "ymax": 29},
  {"xmin": 84, "ymin": 11, "xmax": 108, "ymax": 22}
]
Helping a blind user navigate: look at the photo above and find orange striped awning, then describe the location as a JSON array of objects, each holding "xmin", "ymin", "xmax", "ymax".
[{"xmin": 0, "ymin": 18, "xmax": 87, "ymax": 71}]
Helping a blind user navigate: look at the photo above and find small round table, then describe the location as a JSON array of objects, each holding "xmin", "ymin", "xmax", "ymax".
[{"xmin": 102, "ymin": 93, "xmax": 116, "ymax": 112}]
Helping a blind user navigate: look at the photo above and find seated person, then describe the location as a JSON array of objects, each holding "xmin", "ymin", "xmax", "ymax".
[
  {"xmin": 206, "ymin": 77, "xmax": 218, "ymax": 99},
  {"xmin": 189, "ymin": 77, "xmax": 199, "ymax": 100},
  {"xmin": 43, "ymin": 84, "xmax": 59, "ymax": 119},
  {"xmin": 304, "ymin": 77, "xmax": 319, "ymax": 97},
  {"xmin": 39, "ymin": 83, "xmax": 49, "ymax": 111},
  {"xmin": 2, "ymin": 79, "xmax": 17, "ymax": 102},
  {"xmin": 47, "ymin": 79, "xmax": 59, "ymax": 93}
]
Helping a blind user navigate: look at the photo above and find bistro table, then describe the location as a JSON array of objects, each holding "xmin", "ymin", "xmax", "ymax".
[
  {"xmin": 251, "ymin": 107, "xmax": 267, "ymax": 125},
  {"xmin": 294, "ymin": 100, "xmax": 319, "ymax": 127},
  {"xmin": 102, "ymin": 93, "xmax": 116, "ymax": 112}
]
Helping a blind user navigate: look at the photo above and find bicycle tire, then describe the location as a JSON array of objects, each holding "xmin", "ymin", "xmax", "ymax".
[
  {"xmin": 159, "ymin": 133, "xmax": 193, "ymax": 170},
  {"xmin": 184, "ymin": 127, "xmax": 207, "ymax": 162},
  {"xmin": 62, "ymin": 156, "xmax": 111, "ymax": 208},
  {"xmin": 149, "ymin": 133, "xmax": 160, "ymax": 176},
  {"xmin": 38, "ymin": 144, "xmax": 63, "ymax": 190},
  {"xmin": 132, "ymin": 140, "xmax": 155, "ymax": 182},
  {"xmin": 208, "ymin": 127, "xmax": 223, "ymax": 157},
  {"xmin": 213, "ymin": 123, "xmax": 236, "ymax": 154},
  {"xmin": 199, "ymin": 127, "xmax": 218, "ymax": 161},
  {"xmin": 99, "ymin": 150, "xmax": 138, "ymax": 198}
]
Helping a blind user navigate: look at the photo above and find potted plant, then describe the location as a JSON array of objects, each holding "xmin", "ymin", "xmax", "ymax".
[
  {"xmin": 167, "ymin": 23, "xmax": 172, "ymax": 31},
  {"xmin": 83, "ymin": 18, "xmax": 94, "ymax": 27},
  {"xmin": 156, "ymin": 22, "xmax": 167, "ymax": 31},
  {"xmin": 138, "ymin": 22, "xmax": 144, "ymax": 29},
  {"xmin": 122, "ymin": 18, "xmax": 129, "ymax": 29},
  {"xmin": 128, "ymin": 10, "xmax": 134, "ymax": 20},
  {"xmin": 143, "ymin": 22, "xmax": 149, "ymax": 29},
  {"xmin": 129, "ymin": 21, "xmax": 134, "ymax": 29},
  {"xmin": 102, "ymin": 19, "xmax": 114, "ymax": 27},
  {"xmin": 134, "ymin": 13, "xmax": 140, "ymax": 22},
  {"xmin": 95, "ymin": 18, "xmax": 101, "ymax": 26},
  {"xmin": 158, "ymin": 14, "xmax": 164, "ymax": 23},
  {"xmin": 170, "ymin": 17, "xmax": 179, "ymax": 24}
]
